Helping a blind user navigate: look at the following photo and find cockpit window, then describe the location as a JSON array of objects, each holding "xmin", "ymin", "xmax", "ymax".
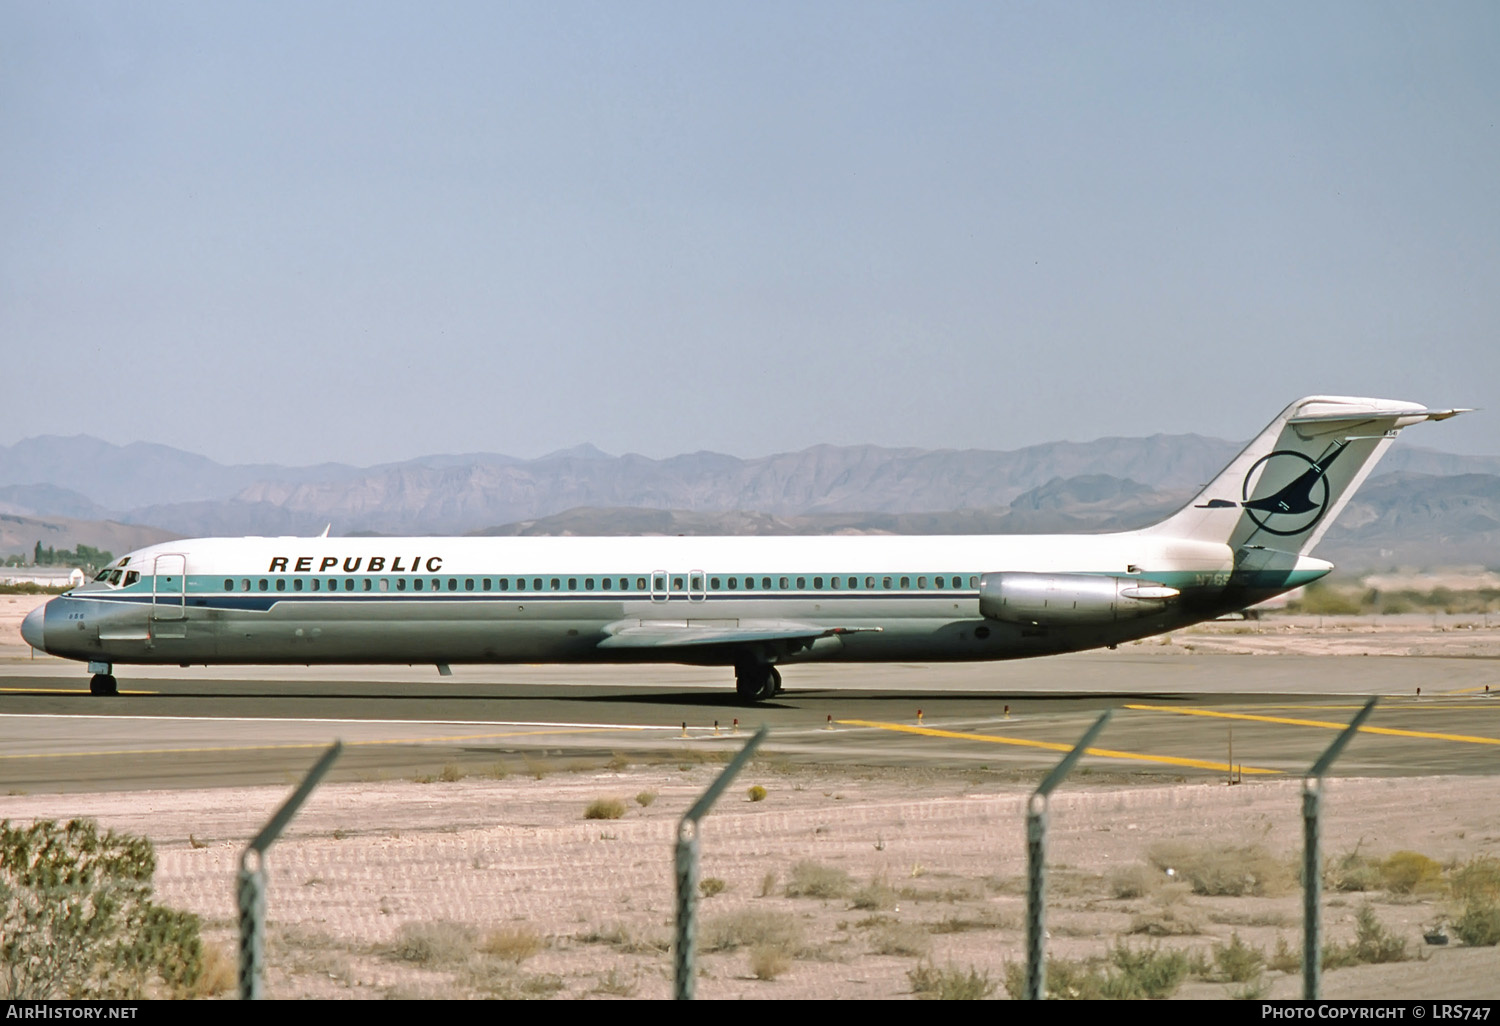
[
  {"xmin": 124, "ymin": 571, "xmax": 139, "ymax": 586},
  {"xmin": 94, "ymin": 569, "xmax": 112, "ymax": 582},
  {"xmin": 109, "ymin": 570, "xmax": 123, "ymax": 585}
]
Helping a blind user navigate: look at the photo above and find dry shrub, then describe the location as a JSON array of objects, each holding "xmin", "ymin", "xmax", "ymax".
[
  {"xmin": 575, "ymin": 922, "xmax": 669, "ymax": 954},
  {"xmin": 912, "ymin": 962, "xmax": 997, "ymax": 1000},
  {"xmin": 584, "ymin": 797, "xmax": 626, "ymax": 820},
  {"xmin": 747, "ymin": 785, "xmax": 768, "ymax": 802},
  {"xmin": 1453, "ymin": 900, "xmax": 1500, "ymax": 947},
  {"xmin": 749, "ymin": 944, "xmax": 792, "ymax": 980},
  {"xmin": 391, "ymin": 921, "xmax": 476, "ymax": 965},
  {"xmin": 1269, "ymin": 935, "xmax": 1302, "ymax": 974},
  {"xmin": 1109, "ymin": 863, "xmax": 1161, "ymax": 899},
  {"xmin": 1327, "ymin": 851, "xmax": 1382, "ymax": 892},
  {"xmin": 851, "ymin": 877, "xmax": 898, "ymax": 910},
  {"xmin": 1214, "ymin": 932, "xmax": 1265, "ymax": 982},
  {"xmin": 1128, "ymin": 902, "xmax": 1202, "ymax": 937},
  {"xmin": 438, "ymin": 763, "xmax": 462, "ymax": 782},
  {"xmin": 870, "ymin": 921, "xmax": 932, "ymax": 958},
  {"xmin": 785, "ymin": 860, "xmax": 852, "ymax": 899},
  {"xmin": 702, "ymin": 909, "xmax": 803, "ymax": 953},
  {"xmin": 699, "ymin": 877, "xmax": 728, "ymax": 898},
  {"xmin": 181, "ymin": 940, "xmax": 237, "ymax": 998},
  {"xmin": 590, "ymin": 968, "xmax": 637, "ymax": 997},
  {"xmin": 480, "ymin": 924, "xmax": 544, "ymax": 964},
  {"xmin": 634, "ymin": 791, "xmax": 657, "ymax": 808},
  {"xmin": 1148, "ymin": 841, "xmax": 1292, "ymax": 897},
  {"xmin": 1449, "ymin": 857, "xmax": 1500, "ymax": 903},
  {"xmin": 1380, "ymin": 851, "xmax": 1443, "ymax": 895}
]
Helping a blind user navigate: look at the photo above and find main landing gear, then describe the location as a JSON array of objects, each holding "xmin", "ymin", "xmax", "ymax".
[{"xmin": 734, "ymin": 662, "xmax": 782, "ymax": 703}]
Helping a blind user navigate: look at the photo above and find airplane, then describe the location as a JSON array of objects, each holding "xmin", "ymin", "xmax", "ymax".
[{"xmin": 20, "ymin": 396, "xmax": 1465, "ymax": 702}]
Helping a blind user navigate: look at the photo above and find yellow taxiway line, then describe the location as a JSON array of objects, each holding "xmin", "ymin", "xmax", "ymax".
[
  {"xmin": 836, "ymin": 719, "xmax": 1280, "ymax": 775},
  {"xmin": 1124, "ymin": 704, "xmax": 1500, "ymax": 747}
]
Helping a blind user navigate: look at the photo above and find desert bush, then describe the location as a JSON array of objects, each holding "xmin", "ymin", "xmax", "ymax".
[
  {"xmin": 1109, "ymin": 863, "xmax": 1161, "ymax": 899},
  {"xmin": 583, "ymin": 797, "xmax": 626, "ymax": 820},
  {"xmin": 912, "ymin": 961, "xmax": 996, "ymax": 1000},
  {"xmin": 869, "ymin": 921, "xmax": 932, "ymax": 958},
  {"xmin": 391, "ymin": 921, "xmax": 477, "ymax": 965},
  {"xmin": 1109, "ymin": 943, "xmax": 1190, "ymax": 998},
  {"xmin": 1147, "ymin": 841, "xmax": 1292, "ymax": 897},
  {"xmin": 634, "ymin": 790, "xmax": 656, "ymax": 808},
  {"xmin": 1380, "ymin": 851, "xmax": 1443, "ymax": 895},
  {"xmin": 1000, "ymin": 947, "xmax": 1187, "ymax": 1000},
  {"xmin": 574, "ymin": 922, "xmax": 669, "ymax": 954},
  {"xmin": 1289, "ymin": 582, "xmax": 1364, "ymax": 615},
  {"xmin": 1269, "ymin": 934, "xmax": 1302, "ymax": 974},
  {"xmin": 1350, "ymin": 904, "xmax": 1410, "ymax": 963},
  {"xmin": 0, "ymin": 819, "xmax": 209, "ymax": 999},
  {"xmin": 699, "ymin": 877, "xmax": 727, "ymax": 898},
  {"xmin": 785, "ymin": 860, "xmax": 851, "ymax": 899},
  {"xmin": 480, "ymin": 924, "xmax": 543, "ymax": 964},
  {"xmin": 747, "ymin": 785, "xmax": 768, "ymax": 802},
  {"xmin": 590, "ymin": 968, "xmax": 637, "ymax": 997},
  {"xmin": 1321, "ymin": 905, "xmax": 1410, "ymax": 968},
  {"xmin": 1214, "ymin": 932, "xmax": 1265, "ymax": 982},
  {"xmin": 701, "ymin": 909, "xmax": 802, "ymax": 953},
  {"xmin": 749, "ymin": 943, "xmax": 792, "ymax": 980},
  {"xmin": 1327, "ymin": 850, "xmax": 1382, "ymax": 892},
  {"xmin": 1453, "ymin": 899, "xmax": 1500, "ymax": 947},
  {"xmin": 1449, "ymin": 857, "xmax": 1500, "ymax": 903},
  {"xmin": 851, "ymin": 877, "xmax": 898, "ymax": 910}
]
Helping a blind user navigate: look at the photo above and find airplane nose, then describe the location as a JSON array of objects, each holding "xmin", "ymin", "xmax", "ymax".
[{"xmin": 21, "ymin": 604, "xmax": 46, "ymax": 652}]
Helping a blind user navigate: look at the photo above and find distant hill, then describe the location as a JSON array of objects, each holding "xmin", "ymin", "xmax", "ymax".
[
  {"xmin": 0, "ymin": 433, "xmax": 1495, "ymax": 570},
  {"xmin": 0, "ymin": 512, "xmax": 178, "ymax": 562}
]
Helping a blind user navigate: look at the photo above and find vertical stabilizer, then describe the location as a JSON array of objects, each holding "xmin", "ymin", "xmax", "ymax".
[{"xmin": 1143, "ymin": 396, "xmax": 1465, "ymax": 554}]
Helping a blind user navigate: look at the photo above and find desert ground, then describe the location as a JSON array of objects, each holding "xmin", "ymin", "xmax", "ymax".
[{"xmin": 4, "ymin": 592, "xmax": 1500, "ymax": 999}]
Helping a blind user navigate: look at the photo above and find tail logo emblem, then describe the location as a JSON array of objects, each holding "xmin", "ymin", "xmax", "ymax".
[{"xmin": 1195, "ymin": 442, "xmax": 1348, "ymax": 537}]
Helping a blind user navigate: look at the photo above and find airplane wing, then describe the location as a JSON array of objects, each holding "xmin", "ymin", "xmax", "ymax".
[{"xmin": 595, "ymin": 618, "xmax": 880, "ymax": 650}]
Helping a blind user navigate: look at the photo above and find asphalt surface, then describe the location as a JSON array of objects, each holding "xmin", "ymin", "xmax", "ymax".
[{"xmin": 4, "ymin": 650, "xmax": 1499, "ymax": 792}]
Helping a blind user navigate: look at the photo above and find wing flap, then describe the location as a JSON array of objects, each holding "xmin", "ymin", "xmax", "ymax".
[{"xmin": 596, "ymin": 618, "xmax": 879, "ymax": 650}]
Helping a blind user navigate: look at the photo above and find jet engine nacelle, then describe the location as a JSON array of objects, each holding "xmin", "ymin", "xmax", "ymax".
[{"xmin": 978, "ymin": 572, "xmax": 1179, "ymax": 626}]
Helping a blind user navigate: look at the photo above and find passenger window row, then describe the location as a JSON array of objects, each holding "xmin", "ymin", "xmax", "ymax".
[{"xmin": 220, "ymin": 574, "xmax": 979, "ymax": 593}]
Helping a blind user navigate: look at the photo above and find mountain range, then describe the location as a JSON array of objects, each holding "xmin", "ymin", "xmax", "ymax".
[{"xmin": 1, "ymin": 434, "xmax": 1497, "ymax": 572}]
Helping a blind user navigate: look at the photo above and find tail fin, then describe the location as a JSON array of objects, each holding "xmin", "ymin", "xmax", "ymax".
[{"xmin": 1144, "ymin": 396, "xmax": 1466, "ymax": 553}]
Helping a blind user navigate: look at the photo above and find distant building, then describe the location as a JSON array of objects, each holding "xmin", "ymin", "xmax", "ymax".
[{"xmin": 1, "ymin": 566, "xmax": 85, "ymax": 588}]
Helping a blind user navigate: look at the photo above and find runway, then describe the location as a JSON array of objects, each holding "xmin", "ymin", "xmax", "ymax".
[{"xmin": 4, "ymin": 649, "xmax": 1499, "ymax": 792}]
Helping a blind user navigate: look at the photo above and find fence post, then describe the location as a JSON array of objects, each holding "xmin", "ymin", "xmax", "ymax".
[
  {"xmin": 237, "ymin": 742, "xmax": 342, "ymax": 999},
  {"xmin": 1025, "ymin": 710, "xmax": 1112, "ymax": 1001},
  {"xmin": 1303, "ymin": 697, "xmax": 1377, "ymax": 1000},
  {"xmin": 673, "ymin": 725, "xmax": 769, "ymax": 1000}
]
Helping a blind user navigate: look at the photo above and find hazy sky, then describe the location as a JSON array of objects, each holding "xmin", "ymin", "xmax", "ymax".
[{"xmin": 4, "ymin": 2, "xmax": 1497, "ymax": 466}]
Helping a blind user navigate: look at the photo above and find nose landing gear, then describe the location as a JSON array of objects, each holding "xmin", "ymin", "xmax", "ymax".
[{"xmin": 89, "ymin": 673, "xmax": 118, "ymax": 696}]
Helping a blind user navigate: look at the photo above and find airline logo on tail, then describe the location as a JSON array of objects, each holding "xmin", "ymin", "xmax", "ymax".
[{"xmin": 1194, "ymin": 441, "xmax": 1348, "ymax": 537}]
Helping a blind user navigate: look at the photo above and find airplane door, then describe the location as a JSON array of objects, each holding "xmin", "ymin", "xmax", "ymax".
[{"xmin": 152, "ymin": 554, "xmax": 187, "ymax": 637}]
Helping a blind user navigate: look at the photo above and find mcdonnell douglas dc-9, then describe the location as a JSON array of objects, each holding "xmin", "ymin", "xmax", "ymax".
[{"xmin": 21, "ymin": 396, "xmax": 1463, "ymax": 701}]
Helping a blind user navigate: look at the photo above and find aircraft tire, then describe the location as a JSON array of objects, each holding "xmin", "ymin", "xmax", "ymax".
[
  {"xmin": 89, "ymin": 673, "xmax": 118, "ymax": 696},
  {"xmin": 735, "ymin": 663, "xmax": 776, "ymax": 703}
]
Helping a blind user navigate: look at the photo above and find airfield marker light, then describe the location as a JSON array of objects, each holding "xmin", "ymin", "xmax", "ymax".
[
  {"xmin": 917, "ymin": 708, "xmax": 923, "ymax": 725},
  {"xmin": 825, "ymin": 715, "xmax": 833, "ymax": 731},
  {"xmin": 1005, "ymin": 704, "xmax": 1011, "ymax": 719},
  {"xmin": 681, "ymin": 722, "xmax": 688, "ymax": 738},
  {"xmin": 733, "ymin": 718, "xmax": 739, "ymax": 733},
  {"xmin": 713, "ymin": 720, "xmax": 720, "ymax": 736}
]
